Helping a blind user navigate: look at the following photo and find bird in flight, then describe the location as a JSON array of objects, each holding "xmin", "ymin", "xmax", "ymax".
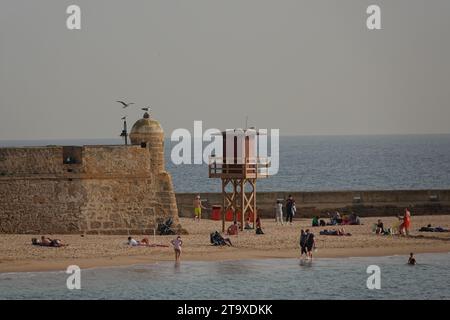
[
  {"xmin": 116, "ymin": 101, "xmax": 134, "ymax": 108},
  {"xmin": 141, "ymin": 107, "xmax": 150, "ymax": 112},
  {"xmin": 121, "ymin": 116, "xmax": 127, "ymax": 120}
]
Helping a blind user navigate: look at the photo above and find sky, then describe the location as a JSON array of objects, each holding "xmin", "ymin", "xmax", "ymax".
[{"xmin": 1, "ymin": 0, "xmax": 449, "ymax": 139}]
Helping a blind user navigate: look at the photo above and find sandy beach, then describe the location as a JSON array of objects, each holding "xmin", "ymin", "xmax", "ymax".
[{"xmin": 0, "ymin": 215, "xmax": 449, "ymax": 273}]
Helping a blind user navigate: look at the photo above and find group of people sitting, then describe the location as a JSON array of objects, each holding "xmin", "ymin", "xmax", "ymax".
[
  {"xmin": 311, "ymin": 212, "xmax": 361, "ymax": 227},
  {"xmin": 231, "ymin": 217, "xmax": 264, "ymax": 235},
  {"xmin": 319, "ymin": 228, "xmax": 352, "ymax": 236},
  {"xmin": 32, "ymin": 236, "xmax": 67, "ymax": 247}
]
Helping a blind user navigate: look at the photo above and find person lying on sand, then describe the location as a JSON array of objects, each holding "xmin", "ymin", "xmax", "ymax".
[
  {"xmin": 127, "ymin": 237, "xmax": 169, "ymax": 247},
  {"xmin": 319, "ymin": 228, "xmax": 352, "ymax": 236},
  {"xmin": 419, "ymin": 224, "xmax": 449, "ymax": 232},
  {"xmin": 32, "ymin": 236, "xmax": 67, "ymax": 247},
  {"xmin": 128, "ymin": 237, "xmax": 150, "ymax": 246}
]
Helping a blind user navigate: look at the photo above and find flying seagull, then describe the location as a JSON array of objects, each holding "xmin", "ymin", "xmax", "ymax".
[
  {"xmin": 121, "ymin": 116, "xmax": 127, "ymax": 120},
  {"xmin": 141, "ymin": 107, "xmax": 150, "ymax": 112},
  {"xmin": 116, "ymin": 101, "xmax": 134, "ymax": 108}
]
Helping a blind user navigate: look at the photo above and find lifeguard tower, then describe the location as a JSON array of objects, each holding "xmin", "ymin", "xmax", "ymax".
[{"xmin": 209, "ymin": 128, "xmax": 270, "ymax": 232}]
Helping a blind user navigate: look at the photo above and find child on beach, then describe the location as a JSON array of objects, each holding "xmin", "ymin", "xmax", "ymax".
[{"xmin": 171, "ymin": 236, "xmax": 183, "ymax": 262}]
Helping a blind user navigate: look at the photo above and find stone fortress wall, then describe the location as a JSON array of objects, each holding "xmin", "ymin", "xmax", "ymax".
[{"xmin": 0, "ymin": 115, "xmax": 179, "ymax": 234}]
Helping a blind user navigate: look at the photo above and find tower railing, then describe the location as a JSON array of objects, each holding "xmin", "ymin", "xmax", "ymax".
[{"xmin": 208, "ymin": 156, "xmax": 270, "ymax": 178}]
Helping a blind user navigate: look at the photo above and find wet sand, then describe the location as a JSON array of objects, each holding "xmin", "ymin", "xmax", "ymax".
[{"xmin": 0, "ymin": 215, "xmax": 449, "ymax": 273}]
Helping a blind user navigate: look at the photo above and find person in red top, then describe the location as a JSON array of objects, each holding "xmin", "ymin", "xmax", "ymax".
[
  {"xmin": 399, "ymin": 208, "xmax": 411, "ymax": 236},
  {"xmin": 227, "ymin": 221, "xmax": 239, "ymax": 235}
]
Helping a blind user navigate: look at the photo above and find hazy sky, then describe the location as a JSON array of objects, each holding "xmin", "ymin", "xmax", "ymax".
[{"xmin": 1, "ymin": 0, "xmax": 449, "ymax": 139}]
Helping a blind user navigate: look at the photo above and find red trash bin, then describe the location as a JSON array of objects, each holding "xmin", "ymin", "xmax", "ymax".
[{"xmin": 211, "ymin": 205, "xmax": 221, "ymax": 220}]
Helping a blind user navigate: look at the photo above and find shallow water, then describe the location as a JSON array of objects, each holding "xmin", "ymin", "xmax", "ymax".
[{"xmin": 1, "ymin": 253, "xmax": 449, "ymax": 300}]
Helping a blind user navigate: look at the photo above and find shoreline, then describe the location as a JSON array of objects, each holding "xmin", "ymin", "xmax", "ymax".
[
  {"xmin": 1, "ymin": 246, "xmax": 449, "ymax": 274},
  {"xmin": 1, "ymin": 215, "xmax": 449, "ymax": 274}
]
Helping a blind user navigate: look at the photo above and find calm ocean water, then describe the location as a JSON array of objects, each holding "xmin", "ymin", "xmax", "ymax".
[
  {"xmin": 0, "ymin": 253, "xmax": 449, "ymax": 300},
  {"xmin": 1, "ymin": 135, "xmax": 450, "ymax": 193}
]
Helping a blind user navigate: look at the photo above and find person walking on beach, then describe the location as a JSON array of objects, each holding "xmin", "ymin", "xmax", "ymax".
[
  {"xmin": 299, "ymin": 229, "xmax": 307, "ymax": 259},
  {"xmin": 398, "ymin": 208, "xmax": 411, "ymax": 236},
  {"xmin": 275, "ymin": 200, "xmax": 284, "ymax": 225},
  {"xmin": 305, "ymin": 229, "xmax": 315, "ymax": 261},
  {"xmin": 193, "ymin": 195, "xmax": 206, "ymax": 222},
  {"xmin": 285, "ymin": 195, "xmax": 295, "ymax": 225},
  {"xmin": 171, "ymin": 236, "xmax": 183, "ymax": 262}
]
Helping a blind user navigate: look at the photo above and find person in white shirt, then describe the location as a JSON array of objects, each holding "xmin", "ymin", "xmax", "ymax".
[
  {"xmin": 171, "ymin": 236, "xmax": 183, "ymax": 262},
  {"xmin": 275, "ymin": 200, "xmax": 284, "ymax": 225}
]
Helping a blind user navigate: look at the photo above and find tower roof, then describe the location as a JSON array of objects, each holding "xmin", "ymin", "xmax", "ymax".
[{"xmin": 130, "ymin": 113, "xmax": 163, "ymax": 136}]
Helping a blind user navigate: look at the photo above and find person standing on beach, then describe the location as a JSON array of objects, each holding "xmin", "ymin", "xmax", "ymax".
[
  {"xmin": 171, "ymin": 236, "xmax": 183, "ymax": 262},
  {"xmin": 399, "ymin": 208, "xmax": 411, "ymax": 236},
  {"xmin": 193, "ymin": 195, "xmax": 206, "ymax": 222},
  {"xmin": 285, "ymin": 195, "xmax": 295, "ymax": 225},
  {"xmin": 305, "ymin": 229, "xmax": 315, "ymax": 261},
  {"xmin": 275, "ymin": 200, "xmax": 284, "ymax": 225},
  {"xmin": 299, "ymin": 229, "xmax": 307, "ymax": 259}
]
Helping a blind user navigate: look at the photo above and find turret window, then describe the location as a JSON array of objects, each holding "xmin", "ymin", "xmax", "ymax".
[{"xmin": 63, "ymin": 146, "xmax": 82, "ymax": 164}]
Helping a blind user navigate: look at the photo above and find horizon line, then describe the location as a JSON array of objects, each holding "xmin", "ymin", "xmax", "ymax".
[{"xmin": 1, "ymin": 132, "xmax": 450, "ymax": 142}]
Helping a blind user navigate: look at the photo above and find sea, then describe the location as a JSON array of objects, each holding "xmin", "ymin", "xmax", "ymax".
[
  {"xmin": 0, "ymin": 253, "xmax": 449, "ymax": 300},
  {"xmin": 1, "ymin": 134, "xmax": 450, "ymax": 193}
]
